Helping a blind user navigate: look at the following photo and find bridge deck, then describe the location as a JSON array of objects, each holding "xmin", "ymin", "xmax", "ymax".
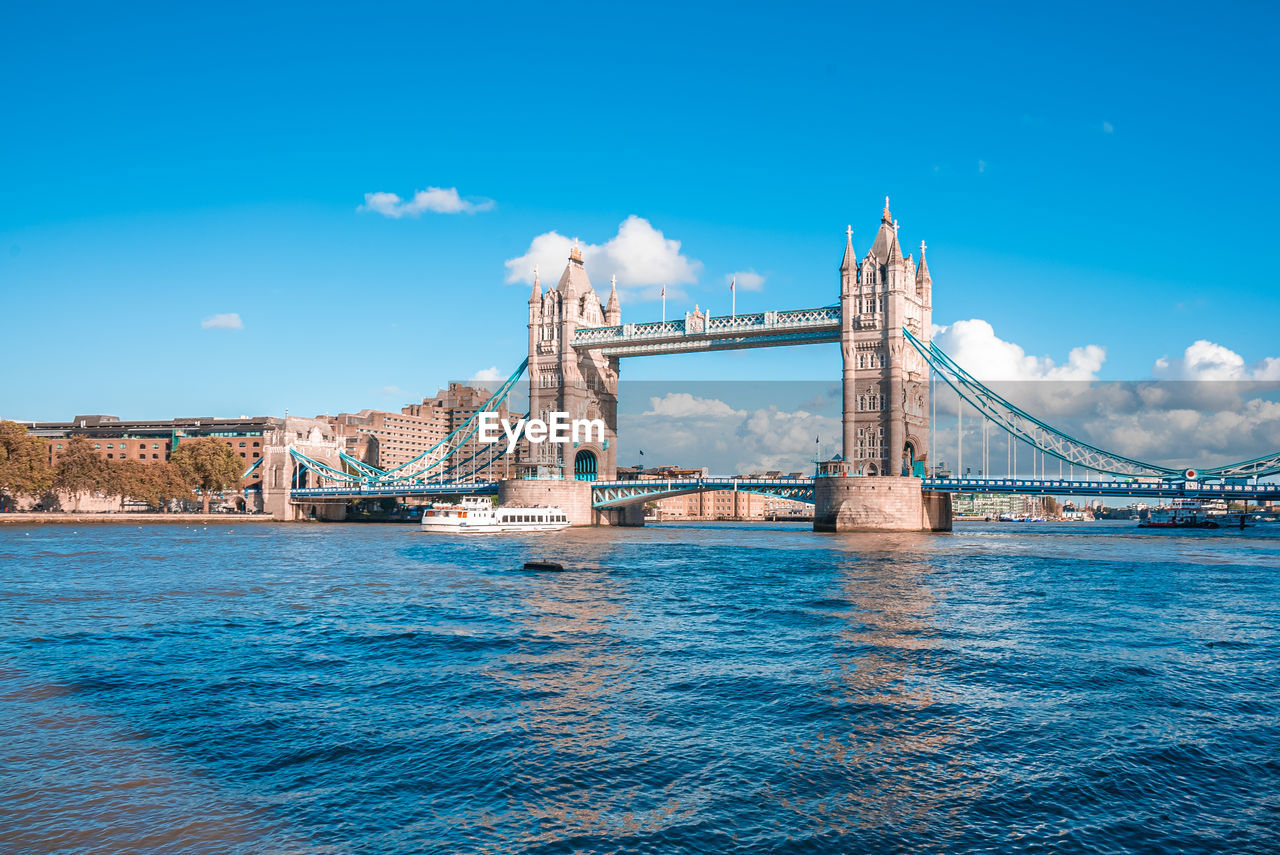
[{"xmin": 287, "ymin": 477, "xmax": 1279, "ymax": 503}]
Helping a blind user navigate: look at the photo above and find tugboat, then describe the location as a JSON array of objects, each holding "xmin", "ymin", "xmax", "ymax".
[
  {"xmin": 420, "ymin": 495, "xmax": 570, "ymax": 534},
  {"xmin": 1139, "ymin": 499, "xmax": 1219, "ymax": 529}
]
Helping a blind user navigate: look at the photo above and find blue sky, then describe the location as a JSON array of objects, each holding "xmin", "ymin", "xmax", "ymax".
[{"xmin": 2, "ymin": 0, "xmax": 1278, "ymax": 422}]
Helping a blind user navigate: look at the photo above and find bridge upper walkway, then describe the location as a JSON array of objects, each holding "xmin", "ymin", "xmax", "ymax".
[{"xmin": 570, "ymin": 306, "xmax": 841, "ymax": 357}]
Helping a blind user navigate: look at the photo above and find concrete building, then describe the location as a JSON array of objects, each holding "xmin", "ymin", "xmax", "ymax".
[
  {"xmin": 617, "ymin": 465, "xmax": 812, "ymax": 521},
  {"xmin": 327, "ymin": 409, "xmax": 448, "ymax": 471},
  {"xmin": 951, "ymin": 492, "xmax": 1047, "ymax": 519},
  {"xmin": 327, "ymin": 383, "xmax": 515, "ymax": 480}
]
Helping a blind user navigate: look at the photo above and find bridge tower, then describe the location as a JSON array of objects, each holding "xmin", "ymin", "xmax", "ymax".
[
  {"xmin": 840, "ymin": 198, "xmax": 933, "ymax": 477},
  {"xmin": 525, "ymin": 244, "xmax": 620, "ymax": 482},
  {"xmin": 820, "ymin": 199, "xmax": 950, "ymax": 531}
]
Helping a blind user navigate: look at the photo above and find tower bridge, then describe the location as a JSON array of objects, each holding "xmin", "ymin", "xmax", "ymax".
[{"xmin": 282, "ymin": 199, "xmax": 1280, "ymax": 527}]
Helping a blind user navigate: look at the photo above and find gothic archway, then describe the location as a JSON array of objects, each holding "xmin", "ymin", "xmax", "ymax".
[{"xmin": 574, "ymin": 449, "xmax": 598, "ymax": 482}]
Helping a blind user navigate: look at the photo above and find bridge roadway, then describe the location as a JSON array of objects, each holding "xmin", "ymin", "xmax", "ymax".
[
  {"xmin": 924, "ymin": 477, "xmax": 1280, "ymax": 501},
  {"xmin": 290, "ymin": 476, "xmax": 1280, "ymax": 507}
]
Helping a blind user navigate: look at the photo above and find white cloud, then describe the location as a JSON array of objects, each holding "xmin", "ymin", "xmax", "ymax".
[
  {"xmin": 471, "ymin": 366, "xmax": 502, "ymax": 382},
  {"xmin": 358, "ymin": 186, "xmax": 494, "ymax": 218},
  {"xmin": 643, "ymin": 392, "xmax": 743, "ymax": 419},
  {"xmin": 1153, "ymin": 340, "xmax": 1280, "ymax": 381},
  {"xmin": 1102, "ymin": 121, "xmax": 1114, "ymax": 134},
  {"xmin": 932, "ymin": 318, "xmax": 1105, "ymax": 382},
  {"xmin": 504, "ymin": 216, "xmax": 701, "ymax": 297},
  {"xmin": 380, "ymin": 385, "xmax": 406, "ymax": 396},
  {"xmin": 201, "ymin": 313, "xmax": 243, "ymax": 330},
  {"xmin": 726, "ymin": 270, "xmax": 765, "ymax": 291}
]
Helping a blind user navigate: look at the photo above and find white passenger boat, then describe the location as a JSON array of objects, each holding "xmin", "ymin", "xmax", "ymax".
[{"xmin": 419, "ymin": 495, "xmax": 570, "ymax": 534}]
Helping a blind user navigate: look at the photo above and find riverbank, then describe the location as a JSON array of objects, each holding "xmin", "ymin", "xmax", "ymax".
[{"xmin": 0, "ymin": 512, "xmax": 283, "ymax": 525}]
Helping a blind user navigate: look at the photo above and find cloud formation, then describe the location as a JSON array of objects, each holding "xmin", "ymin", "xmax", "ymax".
[
  {"xmin": 644, "ymin": 392, "xmax": 743, "ymax": 419},
  {"xmin": 726, "ymin": 270, "xmax": 765, "ymax": 291},
  {"xmin": 359, "ymin": 186, "xmax": 494, "ymax": 217},
  {"xmin": 471, "ymin": 366, "xmax": 502, "ymax": 382},
  {"xmin": 933, "ymin": 318, "xmax": 1105, "ymax": 381},
  {"xmin": 621, "ymin": 390, "xmax": 837, "ymax": 474},
  {"xmin": 504, "ymin": 216, "xmax": 701, "ymax": 298},
  {"xmin": 1154, "ymin": 340, "xmax": 1280, "ymax": 381},
  {"xmin": 201, "ymin": 313, "xmax": 243, "ymax": 330}
]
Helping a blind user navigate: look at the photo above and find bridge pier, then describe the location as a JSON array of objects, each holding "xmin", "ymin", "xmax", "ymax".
[
  {"xmin": 498, "ymin": 479, "xmax": 644, "ymax": 527},
  {"xmin": 813, "ymin": 475, "xmax": 951, "ymax": 532}
]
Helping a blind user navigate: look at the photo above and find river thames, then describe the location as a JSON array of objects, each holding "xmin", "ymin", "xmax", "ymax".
[{"xmin": 2, "ymin": 521, "xmax": 1278, "ymax": 853}]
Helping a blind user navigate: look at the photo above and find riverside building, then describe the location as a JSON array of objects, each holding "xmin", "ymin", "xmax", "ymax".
[
  {"xmin": 22, "ymin": 414, "xmax": 274, "ymax": 490},
  {"xmin": 327, "ymin": 382, "xmax": 514, "ymax": 480}
]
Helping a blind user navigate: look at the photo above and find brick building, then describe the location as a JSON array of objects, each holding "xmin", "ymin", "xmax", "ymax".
[{"xmin": 23, "ymin": 414, "xmax": 275, "ymax": 490}]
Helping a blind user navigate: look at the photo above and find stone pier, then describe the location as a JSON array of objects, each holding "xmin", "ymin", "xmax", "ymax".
[
  {"xmin": 498, "ymin": 479, "xmax": 644, "ymax": 527},
  {"xmin": 813, "ymin": 475, "xmax": 952, "ymax": 532}
]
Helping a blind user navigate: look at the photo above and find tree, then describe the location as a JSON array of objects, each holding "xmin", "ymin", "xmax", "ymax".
[
  {"xmin": 0, "ymin": 420, "xmax": 53, "ymax": 509},
  {"xmin": 171, "ymin": 438, "xmax": 244, "ymax": 513},
  {"xmin": 114, "ymin": 460, "xmax": 188, "ymax": 511},
  {"xmin": 54, "ymin": 437, "xmax": 110, "ymax": 511}
]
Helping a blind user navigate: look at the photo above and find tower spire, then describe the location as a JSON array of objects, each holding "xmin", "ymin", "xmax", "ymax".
[
  {"xmin": 606, "ymin": 273, "xmax": 621, "ymax": 324},
  {"xmin": 881, "ymin": 195, "xmax": 892, "ymax": 225},
  {"xmin": 916, "ymin": 240, "xmax": 932, "ymax": 286},
  {"xmin": 840, "ymin": 224, "xmax": 855, "ymax": 271},
  {"xmin": 530, "ymin": 265, "xmax": 541, "ymax": 302}
]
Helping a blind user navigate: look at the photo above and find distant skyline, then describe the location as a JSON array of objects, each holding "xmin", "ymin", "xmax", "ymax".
[{"xmin": 3, "ymin": 1, "xmax": 1279, "ymax": 423}]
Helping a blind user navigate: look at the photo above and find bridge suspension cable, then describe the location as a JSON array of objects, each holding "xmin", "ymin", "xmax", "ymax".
[
  {"xmin": 287, "ymin": 359, "xmax": 530, "ymax": 488},
  {"xmin": 907, "ymin": 328, "xmax": 1280, "ymax": 480}
]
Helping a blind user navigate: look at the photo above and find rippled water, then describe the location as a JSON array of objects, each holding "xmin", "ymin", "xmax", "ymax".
[{"xmin": 2, "ymin": 520, "xmax": 1279, "ymax": 853}]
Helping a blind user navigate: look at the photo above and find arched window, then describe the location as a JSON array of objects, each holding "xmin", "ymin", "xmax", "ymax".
[{"xmin": 574, "ymin": 449, "xmax": 598, "ymax": 482}]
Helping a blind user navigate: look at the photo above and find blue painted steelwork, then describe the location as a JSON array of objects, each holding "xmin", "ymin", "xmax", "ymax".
[
  {"xmin": 241, "ymin": 457, "xmax": 263, "ymax": 480},
  {"xmin": 925, "ymin": 477, "xmax": 1280, "ymax": 501},
  {"xmin": 905, "ymin": 328, "xmax": 1280, "ymax": 480},
  {"xmin": 286, "ymin": 359, "xmax": 528, "ymax": 491},
  {"xmin": 590, "ymin": 477, "xmax": 816, "ymax": 508},
  {"xmin": 377, "ymin": 359, "xmax": 527, "ymax": 482},
  {"xmin": 291, "ymin": 482, "xmax": 499, "ymax": 500},
  {"xmin": 571, "ymin": 307, "xmax": 841, "ymax": 357}
]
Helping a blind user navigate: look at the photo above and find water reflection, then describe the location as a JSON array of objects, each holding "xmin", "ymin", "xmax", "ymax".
[
  {"xmin": 474, "ymin": 531, "xmax": 690, "ymax": 846},
  {"xmin": 778, "ymin": 532, "xmax": 988, "ymax": 842}
]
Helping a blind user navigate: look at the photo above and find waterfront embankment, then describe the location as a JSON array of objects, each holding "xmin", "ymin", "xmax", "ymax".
[{"xmin": 0, "ymin": 513, "xmax": 282, "ymax": 525}]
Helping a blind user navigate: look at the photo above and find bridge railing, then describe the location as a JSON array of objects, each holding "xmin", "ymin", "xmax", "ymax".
[{"xmin": 572, "ymin": 306, "xmax": 841, "ymax": 349}]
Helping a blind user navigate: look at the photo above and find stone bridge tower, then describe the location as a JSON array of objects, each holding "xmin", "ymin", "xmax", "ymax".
[
  {"xmin": 820, "ymin": 198, "xmax": 949, "ymax": 531},
  {"xmin": 525, "ymin": 245, "xmax": 620, "ymax": 482},
  {"xmin": 840, "ymin": 198, "xmax": 932, "ymax": 477}
]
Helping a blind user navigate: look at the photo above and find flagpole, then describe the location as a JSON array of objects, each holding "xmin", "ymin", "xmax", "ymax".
[
  {"xmin": 661, "ymin": 285, "xmax": 666, "ymax": 322},
  {"xmin": 730, "ymin": 276, "xmax": 736, "ymax": 317}
]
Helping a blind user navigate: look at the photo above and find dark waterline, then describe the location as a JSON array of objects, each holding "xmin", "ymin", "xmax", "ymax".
[{"xmin": 2, "ymin": 521, "xmax": 1278, "ymax": 853}]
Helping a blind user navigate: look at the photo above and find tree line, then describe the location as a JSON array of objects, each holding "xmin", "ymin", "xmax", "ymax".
[{"xmin": 0, "ymin": 420, "xmax": 249, "ymax": 513}]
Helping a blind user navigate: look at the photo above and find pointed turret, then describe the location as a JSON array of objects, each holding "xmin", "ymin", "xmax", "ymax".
[
  {"xmin": 529, "ymin": 265, "xmax": 541, "ymax": 303},
  {"xmin": 867, "ymin": 196, "xmax": 897, "ymax": 265},
  {"xmin": 605, "ymin": 274, "xmax": 621, "ymax": 325},
  {"xmin": 840, "ymin": 224, "xmax": 856, "ymax": 272},
  {"xmin": 556, "ymin": 240, "xmax": 592, "ymax": 300},
  {"xmin": 887, "ymin": 220, "xmax": 904, "ymax": 264},
  {"xmin": 916, "ymin": 241, "xmax": 931, "ymax": 285}
]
